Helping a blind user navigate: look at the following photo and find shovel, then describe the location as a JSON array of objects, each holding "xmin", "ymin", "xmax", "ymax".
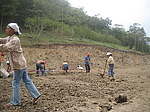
[{"xmin": 100, "ymin": 60, "xmax": 107, "ymax": 78}]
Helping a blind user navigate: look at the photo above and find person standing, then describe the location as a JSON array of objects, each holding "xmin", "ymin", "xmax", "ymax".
[
  {"xmin": 84, "ymin": 53, "xmax": 91, "ymax": 73},
  {"xmin": 36, "ymin": 60, "xmax": 46, "ymax": 75},
  {"xmin": 106, "ymin": 52, "xmax": 115, "ymax": 78},
  {"xmin": 0, "ymin": 23, "xmax": 41, "ymax": 107}
]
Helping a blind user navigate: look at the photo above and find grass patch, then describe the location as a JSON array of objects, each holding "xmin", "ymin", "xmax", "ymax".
[{"xmin": 0, "ymin": 32, "xmax": 142, "ymax": 53}]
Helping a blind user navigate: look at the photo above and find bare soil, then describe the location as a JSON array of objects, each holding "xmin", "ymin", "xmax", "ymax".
[{"xmin": 0, "ymin": 44, "xmax": 150, "ymax": 112}]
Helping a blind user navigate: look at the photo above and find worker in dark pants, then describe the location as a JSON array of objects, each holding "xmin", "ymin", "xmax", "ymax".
[
  {"xmin": 36, "ymin": 60, "xmax": 46, "ymax": 76},
  {"xmin": 84, "ymin": 53, "xmax": 91, "ymax": 73}
]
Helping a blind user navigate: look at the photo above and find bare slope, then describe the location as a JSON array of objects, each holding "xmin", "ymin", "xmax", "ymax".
[
  {"xmin": 0, "ymin": 44, "xmax": 150, "ymax": 112},
  {"xmin": 22, "ymin": 44, "xmax": 150, "ymax": 71}
]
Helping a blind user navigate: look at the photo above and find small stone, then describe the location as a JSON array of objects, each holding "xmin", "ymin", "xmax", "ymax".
[{"xmin": 115, "ymin": 94, "xmax": 127, "ymax": 103}]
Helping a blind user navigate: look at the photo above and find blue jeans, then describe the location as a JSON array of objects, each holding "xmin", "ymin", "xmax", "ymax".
[
  {"xmin": 36, "ymin": 63, "xmax": 45, "ymax": 75},
  {"xmin": 108, "ymin": 64, "xmax": 114, "ymax": 77},
  {"xmin": 85, "ymin": 64, "xmax": 90, "ymax": 73},
  {"xmin": 10, "ymin": 69, "xmax": 41, "ymax": 105}
]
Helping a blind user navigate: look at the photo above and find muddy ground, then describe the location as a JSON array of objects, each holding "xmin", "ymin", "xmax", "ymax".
[{"xmin": 0, "ymin": 44, "xmax": 150, "ymax": 112}]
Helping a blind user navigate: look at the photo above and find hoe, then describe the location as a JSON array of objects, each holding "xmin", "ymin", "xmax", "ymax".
[{"xmin": 100, "ymin": 60, "xmax": 107, "ymax": 78}]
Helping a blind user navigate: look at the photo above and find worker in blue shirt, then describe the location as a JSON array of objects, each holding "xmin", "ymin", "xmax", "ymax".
[{"xmin": 84, "ymin": 53, "xmax": 91, "ymax": 73}]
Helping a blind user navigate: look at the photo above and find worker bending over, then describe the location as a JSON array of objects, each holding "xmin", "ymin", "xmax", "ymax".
[{"xmin": 36, "ymin": 60, "xmax": 46, "ymax": 76}]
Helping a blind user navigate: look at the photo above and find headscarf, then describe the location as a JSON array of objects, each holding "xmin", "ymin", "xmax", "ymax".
[{"xmin": 8, "ymin": 23, "xmax": 22, "ymax": 35}]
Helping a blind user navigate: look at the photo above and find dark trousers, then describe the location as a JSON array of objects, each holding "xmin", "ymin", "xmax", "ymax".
[
  {"xmin": 85, "ymin": 64, "xmax": 90, "ymax": 73},
  {"xmin": 36, "ymin": 63, "xmax": 45, "ymax": 75}
]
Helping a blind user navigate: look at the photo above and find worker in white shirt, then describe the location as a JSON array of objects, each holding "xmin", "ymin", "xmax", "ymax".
[{"xmin": 106, "ymin": 52, "xmax": 115, "ymax": 78}]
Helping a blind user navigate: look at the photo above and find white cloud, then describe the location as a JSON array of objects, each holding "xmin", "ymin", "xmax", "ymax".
[{"xmin": 67, "ymin": 0, "xmax": 150, "ymax": 37}]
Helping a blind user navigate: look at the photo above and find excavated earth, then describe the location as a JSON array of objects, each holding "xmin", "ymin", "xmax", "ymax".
[{"xmin": 0, "ymin": 44, "xmax": 150, "ymax": 112}]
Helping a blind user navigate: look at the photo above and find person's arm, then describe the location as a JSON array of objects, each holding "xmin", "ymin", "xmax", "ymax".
[
  {"xmin": 43, "ymin": 63, "xmax": 45, "ymax": 70},
  {"xmin": 84, "ymin": 57, "xmax": 89, "ymax": 63},
  {"xmin": 85, "ymin": 57, "xmax": 90, "ymax": 63},
  {"xmin": 84, "ymin": 59, "xmax": 88, "ymax": 62},
  {"xmin": 107, "ymin": 57, "xmax": 113, "ymax": 64},
  {"xmin": 0, "ymin": 37, "xmax": 7, "ymax": 44},
  {"xmin": 62, "ymin": 63, "xmax": 64, "ymax": 70},
  {"xmin": 0, "ymin": 37, "xmax": 19, "ymax": 52}
]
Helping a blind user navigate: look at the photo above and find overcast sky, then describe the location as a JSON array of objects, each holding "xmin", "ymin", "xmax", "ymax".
[{"xmin": 67, "ymin": 0, "xmax": 150, "ymax": 37}]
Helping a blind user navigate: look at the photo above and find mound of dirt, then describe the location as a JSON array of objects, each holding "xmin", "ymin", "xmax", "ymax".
[{"xmin": 0, "ymin": 44, "xmax": 150, "ymax": 112}]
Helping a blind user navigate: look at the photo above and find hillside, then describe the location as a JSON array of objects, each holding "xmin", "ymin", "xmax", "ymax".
[
  {"xmin": 0, "ymin": 44, "xmax": 150, "ymax": 112},
  {"xmin": 22, "ymin": 44, "xmax": 150, "ymax": 70},
  {"xmin": 1, "ymin": 0, "xmax": 150, "ymax": 54}
]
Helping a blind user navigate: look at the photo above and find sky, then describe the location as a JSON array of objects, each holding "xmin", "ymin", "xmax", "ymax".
[{"xmin": 67, "ymin": 0, "xmax": 150, "ymax": 37}]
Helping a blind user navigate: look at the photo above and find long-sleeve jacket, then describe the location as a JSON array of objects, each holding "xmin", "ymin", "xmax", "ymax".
[
  {"xmin": 0, "ymin": 34, "xmax": 27, "ymax": 70},
  {"xmin": 107, "ymin": 56, "xmax": 114, "ymax": 64}
]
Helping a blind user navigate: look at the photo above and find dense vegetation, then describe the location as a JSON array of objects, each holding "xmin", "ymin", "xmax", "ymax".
[{"xmin": 0, "ymin": 0, "xmax": 150, "ymax": 54}]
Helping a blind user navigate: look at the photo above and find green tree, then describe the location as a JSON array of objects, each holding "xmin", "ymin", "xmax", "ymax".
[
  {"xmin": 25, "ymin": 17, "xmax": 50, "ymax": 37},
  {"xmin": 126, "ymin": 23, "xmax": 147, "ymax": 52},
  {"xmin": 0, "ymin": 0, "xmax": 20, "ymax": 32},
  {"xmin": 16, "ymin": 0, "xmax": 34, "ymax": 25},
  {"xmin": 111, "ymin": 24, "xmax": 126, "ymax": 45}
]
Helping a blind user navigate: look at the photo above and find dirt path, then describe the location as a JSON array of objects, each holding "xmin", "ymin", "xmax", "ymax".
[
  {"xmin": 0, "ymin": 65, "xmax": 149, "ymax": 112},
  {"xmin": 109, "ymin": 65, "xmax": 150, "ymax": 112}
]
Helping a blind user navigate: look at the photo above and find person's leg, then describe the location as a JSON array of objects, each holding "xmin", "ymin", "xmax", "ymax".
[
  {"xmin": 87, "ymin": 65, "xmax": 90, "ymax": 73},
  {"xmin": 40, "ymin": 68, "xmax": 45, "ymax": 75},
  {"xmin": 108, "ymin": 67, "xmax": 112, "ymax": 77},
  {"xmin": 111, "ymin": 66, "xmax": 114, "ymax": 77},
  {"xmin": 39, "ymin": 64, "xmax": 45, "ymax": 75},
  {"xmin": 85, "ymin": 64, "xmax": 90, "ymax": 73},
  {"xmin": 85, "ymin": 64, "xmax": 88, "ymax": 73},
  {"xmin": 65, "ymin": 64, "xmax": 68, "ymax": 73},
  {"xmin": 36, "ymin": 63, "xmax": 40, "ymax": 74},
  {"xmin": 108, "ymin": 64, "xmax": 114, "ymax": 77},
  {"xmin": 22, "ymin": 69, "xmax": 41, "ymax": 99},
  {"xmin": 10, "ymin": 70, "xmax": 22, "ymax": 105}
]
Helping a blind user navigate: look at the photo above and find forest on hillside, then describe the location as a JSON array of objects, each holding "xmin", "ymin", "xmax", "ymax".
[{"xmin": 0, "ymin": 0, "xmax": 150, "ymax": 54}]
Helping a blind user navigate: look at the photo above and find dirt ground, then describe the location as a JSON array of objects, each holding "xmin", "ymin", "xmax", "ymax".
[{"xmin": 0, "ymin": 44, "xmax": 150, "ymax": 112}]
